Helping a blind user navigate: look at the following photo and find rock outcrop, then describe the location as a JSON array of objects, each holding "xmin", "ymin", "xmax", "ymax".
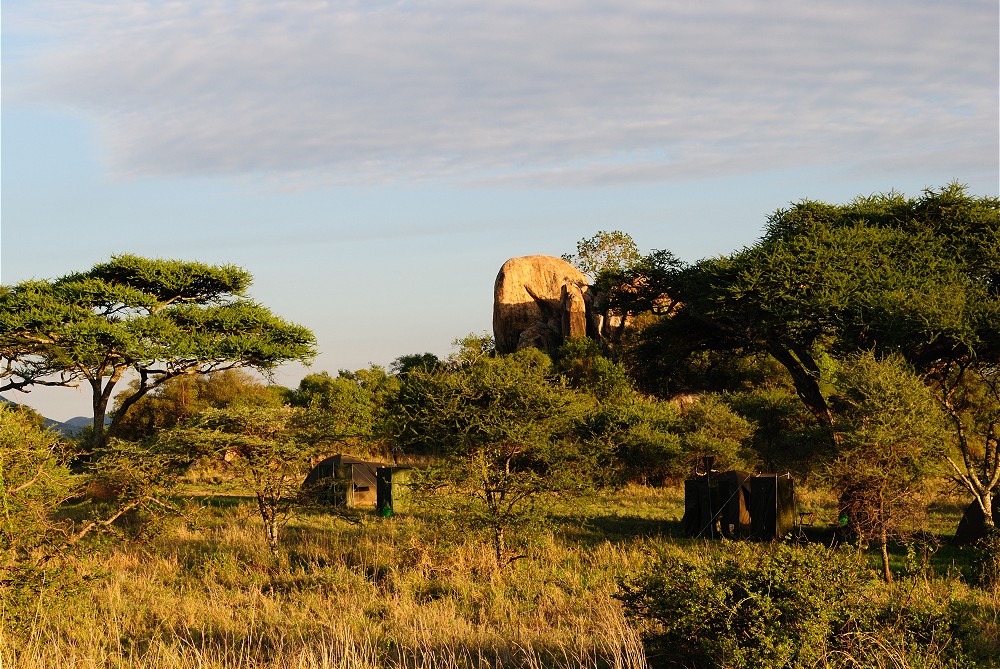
[{"xmin": 493, "ymin": 255, "xmax": 596, "ymax": 355}]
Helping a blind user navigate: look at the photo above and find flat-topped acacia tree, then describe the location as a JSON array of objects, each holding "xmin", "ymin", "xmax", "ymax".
[{"xmin": 0, "ymin": 254, "xmax": 316, "ymax": 452}]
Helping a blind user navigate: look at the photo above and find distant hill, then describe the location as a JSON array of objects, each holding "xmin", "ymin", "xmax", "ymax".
[
  {"xmin": 56, "ymin": 416, "xmax": 97, "ymax": 436},
  {"xmin": 0, "ymin": 396, "xmax": 103, "ymax": 436}
]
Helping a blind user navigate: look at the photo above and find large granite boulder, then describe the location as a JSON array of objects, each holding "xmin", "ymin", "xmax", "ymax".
[{"xmin": 493, "ymin": 255, "xmax": 596, "ymax": 355}]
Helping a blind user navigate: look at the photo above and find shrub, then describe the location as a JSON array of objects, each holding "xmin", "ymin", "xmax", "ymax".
[
  {"xmin": 618, "ymin": 543, "xmax": 885, "ymax": 668},
  {"xmin": 619, "ymin": 540, "xmax": 989, "ymax": 668},
  {"xmin": 0, "ymin": 406, "xmax": 79, "ymax": 563},
  {"xmin": 969, "ymin": 528, "xmax": 1000, "ymax": 591}
]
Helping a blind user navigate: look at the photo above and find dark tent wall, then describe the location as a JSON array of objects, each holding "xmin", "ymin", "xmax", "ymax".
[
  {"xmin": 683, "ymin": 478, "xmax": 712, "ymax": 538},
  {"xmin": 683, "ymin": 472, "xmax": 795, "ymax": 541},
  {"xmin": 302, "ymin": 454, "xmax": 384, "ymax": 507},
  {"xmin": 750, "ymin": 474, "xmax": 795, "ymax": 540},
  {"xmin": 718, "ymin": 471, "xmax": 753, "ymax": 539},
  {"xmin": 682, "ymin": 471, "xmax": 753, "ymax": 539},
  {"xmin": 953, "ymin": 497, "xmax": 1000, "ymax": 546}
]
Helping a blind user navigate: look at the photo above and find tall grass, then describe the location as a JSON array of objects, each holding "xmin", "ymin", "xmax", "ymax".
[
  {"xmin": 3, "ymin": 488, "xmax": 663, "ymax": 668},
  {"xmin": 3, "ymin": 485, "xmax": 996, "ymax": 668}
]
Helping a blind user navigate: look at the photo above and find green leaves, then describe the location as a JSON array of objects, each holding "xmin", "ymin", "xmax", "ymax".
[
  {"xmin": 388, "ymin": 346, "xmax": 590, "ymax": 564},
  {"xmin": 619, "ymin": 543, "xmax": 883, "ymax": 669},
  {"xmin": 180, "ymin": 404, "xmax": 304, "ymax": 460},
  {"xmin": 82, "ymin": 254, "xmax": 252, "ymax": 305},
  {"xmin": 392, "ymin": 348, "xmax": 574, "ymax": 458},
  {"xmin": 826, "ymin": 353, "xmax": 949, "ymax": 552},
  {"xmin": 562, "ymin": 230, "xmax": 642, "ymax": 281},
  {"xmin": 0, "ymin": 256, "xmax": 316, "ymax": 453},
  {"xmin": 163, "ymin": 403, "xmax": 316, "ymax": 555},
  {"xmin": 758, "ymin": 186, "xmax": 998, "ymax": 365},
  {"xmin": 624, "ymin": 185, "xmax": 999, "ymax": 437},
  {"xmin": 3, "ymin": 260, "xmax": 315, "ymax": 381},
  {"xmin": 0, "ymin": 406, "xmax": 78, "ymax": 561}
]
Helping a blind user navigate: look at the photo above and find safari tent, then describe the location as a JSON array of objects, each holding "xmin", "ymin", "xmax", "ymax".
[
  {"xmin": 683, "ymin": 470, "xmax": 753, "ymax": 539},
  {"xmin": 683, "ymin": 471, "xmax": 795, "ymax": 541},
  {"xmin": 953, "ymin": 497, "xmax": 1000, "ymax": 546},
  {"xmin": 750, "ymin": 474, "xmax": 795, "ymax": 540},
  {"xmin": 301, "ymin": 454, "xmax": 383, "ymax": 507}
]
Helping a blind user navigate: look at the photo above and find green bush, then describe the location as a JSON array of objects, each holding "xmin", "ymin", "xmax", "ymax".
[
  {"xmin": 617, "ymin": 541, "xmax": 992, "ymax": 668},
  {"xmin": 969, "ymin": 528, "xmax": 1000, "ymax": 591},
  {"xmin": 0, "ymin": 406, "xmax": 79, "ymax": 563},
  {"xmin": 619, "ymin": 543, "xmax": 881, "ymax": 668},
  {"xmin": 619, "ymin": 540, "xmax": 991, "ymax": 668}
]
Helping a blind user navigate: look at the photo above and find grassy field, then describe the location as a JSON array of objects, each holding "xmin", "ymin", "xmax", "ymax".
[{"xmin": 2, "ymin": 484, "xmax": 997, "ymax": 668}]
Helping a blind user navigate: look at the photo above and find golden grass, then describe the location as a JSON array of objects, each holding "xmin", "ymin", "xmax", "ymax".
[
  {"xmin": 4, "ymin": 484, "xmax": 995, "ymax": 668},
  {"xmin": 2, "ymin": 488, "xmax": 669, "ymax": 668}
]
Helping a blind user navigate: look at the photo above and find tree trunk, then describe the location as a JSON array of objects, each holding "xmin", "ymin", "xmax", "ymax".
[
  {"xmin": 766, "ymin": 342, "xmax": 835, "ymax": 442},
  {"xmin": 105, "ymin": 370, "xmax": 155, "ymax": 444},
  {"xmin": 88, "ymin": 370, "xmax": 125, "ymax": 455},
  {"xmin": 267, "ymin": 521, "xmax": 280, "ymax": 556},
  {"xmin": 493, "ymin": 525, "xmax": 505, "ymax": 566},
  {"xmin": 983, "ymin": 490, "xmax": 996, "ymax": 530},
  {"xmin": 257, "ymin": 495, "xmax": 280, "ymax": 556},
  {"xmin": 89, "ymin": 380, "xmax": 110, "ymax": 454},
  {"xmin": 940, "ymin": 395, "xmax": 999, "ymax": 536},
  {"xmin": 880, "ymin": 526, "xmax": 892, "ymax": 583},
  {"xmin": 91, "ymin": 402, "xmax": 108, "ymax": 451}
]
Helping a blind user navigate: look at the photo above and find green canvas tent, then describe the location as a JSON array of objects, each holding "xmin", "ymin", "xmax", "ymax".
[{"xmin": 302, "ymin": 454, "xmax": 384, "ymax": 507}]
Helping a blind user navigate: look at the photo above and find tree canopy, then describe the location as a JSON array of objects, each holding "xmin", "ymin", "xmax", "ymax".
[
  {"xmin": 111, "ymin": 369, "xmax": 284, "ymax": 442},
  {"xmin": 561, "ymin": 230, "xmax": 642, "ymax": 281},
  {"xmin": 617, "ymin": 184, "xmax": 999, "ymax": 534},
  {"xmin": 623, "ymin": 185, "xmax": 999, "ymax": 432},
  {"xmin": 827, "ymin": 352, "xmax": 949, "ymax": 580},
  {"xmin": 163, "ymin": 403, "xmax": 314, "ymax": 555},
  {"xmin": 388, "ymin": 347, "xmax": 590, "ymax": 564},
  {"xmin": 0, "ymin": 255, "xmax": 316, "ymax": 451}
]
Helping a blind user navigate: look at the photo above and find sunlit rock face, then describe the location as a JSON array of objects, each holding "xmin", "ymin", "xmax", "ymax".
[{"xmin": 493, "ymin": 255, "xmax": 595, "ymax": 355}]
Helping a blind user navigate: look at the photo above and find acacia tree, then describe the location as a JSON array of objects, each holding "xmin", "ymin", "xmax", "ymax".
[
  {"xmin": 0, "ymin": 255, "xmax": 316, "ymax": 453},
  {"xmin": 828, "ymin": 353, "xmax": 948, "ymax": 582},
  {"xmin": 621, "ymin": 185, "xmax": 1000, "ymax": 530},
  {"xmin": 388, "ymin": 347, "xmax": 587, "ymax": 565},
  {"xmin": 164, "ymin": 404, "xmax": 314, "ymax": 555}
]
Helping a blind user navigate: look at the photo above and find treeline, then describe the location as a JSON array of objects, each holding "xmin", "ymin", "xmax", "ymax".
[
  {"xmin": 2, "ymin": 183, "xmax": 998, "ymax": 585},
  {"xmin": 596, "ymin": 184, "xmax": 999, "ymax": 553}
]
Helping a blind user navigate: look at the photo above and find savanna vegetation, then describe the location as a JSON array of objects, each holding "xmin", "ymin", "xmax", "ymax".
[{"xmin": 1, "ymin": 184, "xmax": 998, "ymax": 668}]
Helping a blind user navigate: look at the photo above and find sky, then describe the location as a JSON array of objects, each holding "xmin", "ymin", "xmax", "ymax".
[{"xmin": 2, "ymin": 0, "xmax": 998, "ymax": 421}]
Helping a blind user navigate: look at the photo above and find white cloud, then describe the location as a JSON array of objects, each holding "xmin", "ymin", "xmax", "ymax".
[{"xmin": 5, "ymin": 0, "xmax": 997, "ymax": 186}]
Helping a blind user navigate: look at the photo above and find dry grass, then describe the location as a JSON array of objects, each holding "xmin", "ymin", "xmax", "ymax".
[
  {"xmin": 2, "ymin": 488, "xmax": 666, "ymax": 669},
  {"xmin": 4, "ymin": 483, "xmax": 996, "ymax": 669}
]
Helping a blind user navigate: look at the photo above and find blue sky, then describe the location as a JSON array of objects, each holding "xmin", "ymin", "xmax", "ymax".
[{"xmin": 2, "ymin": 0, "xmax": 998, "ymax": 420}]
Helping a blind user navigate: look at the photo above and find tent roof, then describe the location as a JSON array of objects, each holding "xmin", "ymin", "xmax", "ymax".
[{"xmin": 304, "ymin": 453, "xmax": 386, "ymax": 488}]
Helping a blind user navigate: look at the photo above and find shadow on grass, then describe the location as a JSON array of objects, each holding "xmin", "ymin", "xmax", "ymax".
[
  {"xmin": 551, "ymin": 512, "xmax": 683, "ymax": 545},
  {"xmin": 788, "ymin": 524, "xmax": 974, "ymax": 580},
  {"xmin": 188, "ymin": 494, "xmax": 256, "ymax": 510}
]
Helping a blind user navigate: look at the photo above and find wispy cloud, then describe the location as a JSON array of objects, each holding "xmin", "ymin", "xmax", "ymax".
[{"xmin": 5, "ymin": 0, "xmax": 997, "ymax": 186}]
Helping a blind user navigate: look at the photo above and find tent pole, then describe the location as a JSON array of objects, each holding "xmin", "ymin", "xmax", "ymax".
[{"xmin": 705, "ymin": 456, "xmax": 715, "ymax": 540}]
